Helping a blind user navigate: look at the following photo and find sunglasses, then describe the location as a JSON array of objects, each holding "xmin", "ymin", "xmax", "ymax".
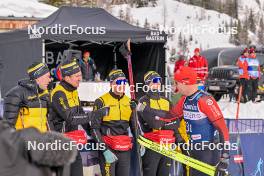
[
  {"xmin": 115, "ymin": 79, "xmax": 127, "ymax": 85},
  {"xmin": 152, "ymin": 77, "xmax": 162, "ymax": 83}
]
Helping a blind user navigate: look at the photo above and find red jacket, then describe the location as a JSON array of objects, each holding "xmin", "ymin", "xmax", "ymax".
[
  {"xmin": 174, "ymin": 59, "xmax": 186, "ymax": 74},
  {"xmin": 188, "ymin": 55, "xmax": 208, "ymax": 81},
  {"xmin": 236, "ymin": 56, "xmax": 249, "ymax": 79}
]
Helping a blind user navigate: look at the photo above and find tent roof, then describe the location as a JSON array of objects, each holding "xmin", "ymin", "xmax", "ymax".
[{"xmin": 0, "ymin": 6, "xmax": 166, "ymax": 43}]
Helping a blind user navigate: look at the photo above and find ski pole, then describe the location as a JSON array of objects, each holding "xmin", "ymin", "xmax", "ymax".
[{"xmin": 119, "ymin": 38, "xmax": 143, "ymax": 176}]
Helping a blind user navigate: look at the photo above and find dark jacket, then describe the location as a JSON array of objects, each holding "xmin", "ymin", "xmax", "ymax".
[
  {"xmin": 3, "ymin": 79, "xmax": 49, "ymax": 130},
  {"xmin": 49, "ymin": 80, "xmax": 106, "ymax": 133},
  {"xmin": 138, "ymin": 91, "xmax": 183, "ymax": 142},
  {"xmin": 79, "ymin": 58, "xmax": 96, "ymax": 81},
  {"xmin": 0, "ymin": 121, "xmax": 76, "ymax": 176}
]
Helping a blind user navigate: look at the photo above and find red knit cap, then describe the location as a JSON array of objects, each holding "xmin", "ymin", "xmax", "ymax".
[
  {"xmin": 194, "ymin": 48, "xmax": 200, "ymax": 53},
  {"xmin": 243, "ymin": 48, "xmax": 249, "ymax": 54},
  {"xmin": 249, "ymin": 48, "xmax": 255, "ymax": 54},
  {"xmin": 174, "ymin": 66, "xmax": 197, "ymax": 85}
]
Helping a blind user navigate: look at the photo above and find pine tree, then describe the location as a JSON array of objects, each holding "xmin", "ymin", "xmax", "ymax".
[
  {"xmin": 189, "ymin": 35, "xmax": 193, "ymax": 42},
  {"xmin": 119, "ymin": 9, "xmax": 124, "ymax": 20},
  {"xmin": 258, "ymin": 17, "xmax": 264, "ymax": 45},
  {"xmin": 125, "ymin": 7, "xmax": 131, "ymax": 24},
  {"xmin": 248, "ymin": 9, "xmax": 256, "ymax": 33},
  {"xmin": 240, "ymin": 18, "xmax": 249, "ymax": 45},
  {"xmin": 233, "ymin": 20, "xmax": 241, "ymax": 45},
  {"xmin": 183, "ymin": 37, "xmax": 188, "ymax": 53},
  {"xmin": 144, "ymin": 18, "xmax": 150, "ymax": 29},
  {"xmin": 136, "ymin": 0, "xmax": 145, "ymax": 7},
  {"xmin": 136, "ymin": 20, "xmax": 140, "ymax": 27},
  {"xmin": 178, "ymin": 32, "xmax": 183, "ymax": 49}
]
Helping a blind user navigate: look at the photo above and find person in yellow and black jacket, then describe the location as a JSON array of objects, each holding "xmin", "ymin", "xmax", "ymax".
[
  {"xmin": 137, "ymin": 71, "xmax": 184, "ymax": 176},
  {"xmin": 4, "ymin": 62, "xmax": 51, "ymax": 132},
  {"xmin": 91, "ymin": 69, "xmax": 136, "ymax": 176},
  {"xmin": 49, "ymin": 59, "xmax": 109, "ymax": 176}
]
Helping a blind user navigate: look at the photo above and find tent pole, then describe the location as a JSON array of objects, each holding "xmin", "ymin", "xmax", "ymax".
[
  {"xmin": 164, "ymin": 44, "xmax": 169, "ymax": 98},
  {"xmin": 42, "ymin": 39, "xmax": 45, "ymax": 63},
  {"xmin": 113, "ymin": 43, "xmax": 117, "ymax": 69}
]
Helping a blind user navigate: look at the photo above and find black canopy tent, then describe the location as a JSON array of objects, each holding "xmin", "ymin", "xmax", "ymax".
[{"xmin": 0, "ymin": 6, "xmax": 166, "ymax": 97}]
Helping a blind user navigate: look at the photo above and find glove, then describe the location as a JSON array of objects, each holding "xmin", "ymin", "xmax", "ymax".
[
  {"xmin": 90, "ymin": 107, "xmax": 110, "ymax": 128},
  {"xmin": 140, "ymin": 145, "xmax": 146, "ymax": 156},
  {"xmin": 130, "ymin": 99, "xmax": 138, "ymax": 110},
  {"xmin": 94, "ymin": 106, "xmax": 110, "ymax": 118},
  {"xmin": 103, "ymin": 149, "xmax": 118, "ymax": 164},
  {"xmin": 216, "ymin": 153, "xmax": 230, "ymax": 174}
]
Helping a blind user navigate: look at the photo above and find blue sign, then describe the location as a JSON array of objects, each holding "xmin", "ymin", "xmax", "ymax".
[{"xmin": 241, "ymin": 134, "xmax": 264, "ymax": 176}]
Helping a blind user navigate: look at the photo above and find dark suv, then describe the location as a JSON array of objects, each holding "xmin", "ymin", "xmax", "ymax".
[{"xmin": 204, "ymin": 47, "xmax": 264, "ymax": 101}]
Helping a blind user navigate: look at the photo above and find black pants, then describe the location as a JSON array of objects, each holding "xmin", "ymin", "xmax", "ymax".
[
  {"xmin": 249, "ymin": 78, "xmax": 259, "ymax": 101},
  {"xmin": 70, "ymin": 151, "xmax": 83, "ymax": 176},
  {"xmin": 239, "ymin": 78, "xmax": 250, "ymax": 102},
  {"xmin": 142, "ymin": 149, "xmax": 172, "ymax": 176},
  {"xmin": 189, "ymin": 147, "xmax": 219, "ymax": 176},
  {"xmin": 99, "ymin": 150, "xmax": 131, "ymax": 176}
]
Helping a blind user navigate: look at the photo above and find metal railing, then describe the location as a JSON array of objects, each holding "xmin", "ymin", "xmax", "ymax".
[{"xmin": 226, "ymin": 119, "xmax": 264, "ymax": 134}]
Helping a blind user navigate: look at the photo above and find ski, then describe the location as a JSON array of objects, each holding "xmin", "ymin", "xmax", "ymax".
[{"xmin": 137, "ymin": 135, "xmax": 229, "ymax": 176}]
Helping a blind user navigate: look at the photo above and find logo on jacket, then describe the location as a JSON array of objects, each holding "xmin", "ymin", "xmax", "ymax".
[{"xmin": 206, "ymin": 99, "xmax": 213, "ymax": 106}]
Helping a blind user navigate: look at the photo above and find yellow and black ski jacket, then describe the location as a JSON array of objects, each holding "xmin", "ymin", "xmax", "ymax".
[
  {"xmin": 49, "ymin": 80, "xmax": 91, "ymax": 132},
  {"xmin": 3, "ymin": 79, "xmax": 49, "ymax": 132},
  {"xmin": 91, "ymin": 91, "xmax": 134, "ymax": 151}
]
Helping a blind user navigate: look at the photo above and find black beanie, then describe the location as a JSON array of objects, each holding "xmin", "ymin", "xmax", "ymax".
[
  {"xmin": 27, "ymin": 62, "xmax": 49, "ymax": 80},
  {"xmin": 108, "ymin": 69, "xmax": 126, "ymax": 82},
  {"xmin": 143, "ymin": 71, "xmax": 161, "ymax": 85},
  {"xmin": 60, "ymin": 59, "xmax": 81, "ymax": 77}
]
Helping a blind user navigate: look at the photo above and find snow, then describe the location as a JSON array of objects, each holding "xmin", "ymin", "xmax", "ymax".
[
  {"xmin": 110, "ymin": 0, "xmax": 235, "ymax": 54},
  {"xmin": 0, "ymin": 0, "xmax": 57, "ymax": 18},
  {"xmin": 218, "ymin": 97, "xmax": 264, "ymax": 119}
]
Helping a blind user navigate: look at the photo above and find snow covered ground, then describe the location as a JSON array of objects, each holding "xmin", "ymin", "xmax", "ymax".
[
  {"xmin": 218, "ymin": 97, "xmax": 264, "ymax": 119},
  {"xmin": 0, "ymin": 0, "xmax": 57, "ymax": 18}
]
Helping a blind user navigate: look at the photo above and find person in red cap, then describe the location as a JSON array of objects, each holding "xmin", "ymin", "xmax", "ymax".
[
  {"xmin": 188, "ymin": 48, "xmax": 208, "ymax": 85},
  {"xmin": 79, "ymin": 51, "xmax": 97, "ymax": 81},
  {"xmin": 174, "ymin": 55, "xmax": 186, "ymax": 74},
  {"xmin": 247, "ymin": 47, "xmax": 261, "ymax": 103},
  {"xmin": 171, "ymin": 66, "xmax": 230, "ymax": 176},
  {"xmin": 236, "ymin": 48, "xmax": 250, "ymax": 102}
]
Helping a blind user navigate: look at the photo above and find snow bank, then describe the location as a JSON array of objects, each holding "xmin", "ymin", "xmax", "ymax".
[
  {"xmin": 218, "ymin": 98, "xmax": 264, "ymax": 119},
  {"xmin": 0, "ymin": 0, "xmax": 57, "ymax": 18}
]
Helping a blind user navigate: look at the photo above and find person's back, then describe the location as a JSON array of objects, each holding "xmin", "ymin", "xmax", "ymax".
[{"xmin": 0, "ymin": 120, "xmax": 77, "ymax": 176}]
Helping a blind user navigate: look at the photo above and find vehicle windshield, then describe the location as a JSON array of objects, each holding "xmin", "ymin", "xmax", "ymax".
[
  {"xmin": 218, "ymin": 49, "xmax": 264, "ymax": 67},
  {"xmin": 218, "ymin": 48, "xmax": 242, "ymax": 66}
]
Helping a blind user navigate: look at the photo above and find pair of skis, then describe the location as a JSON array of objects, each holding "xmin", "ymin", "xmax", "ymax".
[{"xmin": 137, "ymin": 135, "xmax": 230, "ymax": 176}]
